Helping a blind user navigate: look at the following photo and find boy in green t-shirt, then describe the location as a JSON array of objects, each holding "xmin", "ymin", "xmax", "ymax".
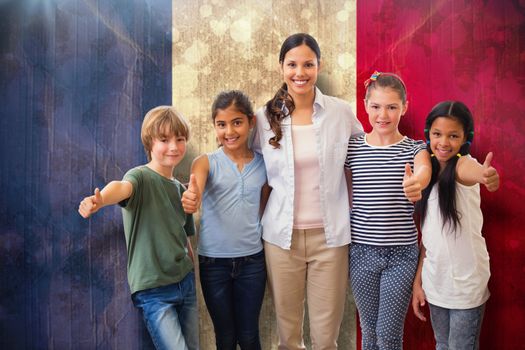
[{"xmin": 79, "ymin": 106, "xmax": 198, "ymax": 350}]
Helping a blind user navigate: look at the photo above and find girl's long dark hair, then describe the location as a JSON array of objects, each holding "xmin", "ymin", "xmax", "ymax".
[
  {"xmin": 416, "ymin": 101, "xmax": 474, "ymax": 233},
  {"xmin": 265, "ymin": 33, "xmax": 321, "ymax": 148}
]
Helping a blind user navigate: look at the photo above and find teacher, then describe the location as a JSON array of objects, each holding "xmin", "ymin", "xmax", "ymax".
[{"xmin": 252, "ymin": 33, "xmax": 363, "ymax": 350}]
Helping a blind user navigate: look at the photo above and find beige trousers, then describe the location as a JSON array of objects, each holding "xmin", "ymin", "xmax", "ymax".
[{"xmin": 264, "ymin": 228, "xmax": 349, "ymax": 350}]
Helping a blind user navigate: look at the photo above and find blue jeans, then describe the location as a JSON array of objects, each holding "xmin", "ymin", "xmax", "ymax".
[
  {"xmin": 429, "ymin": 303, "xmax": 485, "ymax": 350},
  {"xmin": 199, "ymin": 250, "xmax": 267, "ymax": 350},
  {"xmin": 131, "ymin": 271, "xmax": 199, "ymax": 350},
  {"xmin": 350, "ymin": 243, "xmax": 419, "ymax": 350}
]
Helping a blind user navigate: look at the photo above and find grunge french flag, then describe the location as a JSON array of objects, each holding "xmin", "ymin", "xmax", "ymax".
[{"xmin": 0, "ymin": 0, "xmax": 522, "ymax": 349}]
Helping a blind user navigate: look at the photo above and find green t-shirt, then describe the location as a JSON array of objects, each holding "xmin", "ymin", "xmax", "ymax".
[{"xmin": 120, "ymin": 165, "xmax": 195, "ymax": 294}]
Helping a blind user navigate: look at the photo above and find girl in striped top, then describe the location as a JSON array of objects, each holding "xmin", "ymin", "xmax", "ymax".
[{"xmin": 344, "ymin": 71, "xmax": 431, "ymax": 350}]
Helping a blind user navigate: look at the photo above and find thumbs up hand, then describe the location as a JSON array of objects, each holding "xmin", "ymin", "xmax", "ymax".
[
  {"xmin": 403, "ymin": 163, "xmax": 423, "ymax": 202},
  {"xmin": 182, "ymin": 174, "xmax": 201, "ymax": 214},
  {"xmin": 78, "ymin": 188, "xmax": 104, "ymax": 218},
  {"xmin": 481, "ymin": 152, "xmax": 500, "ymax": 192}
]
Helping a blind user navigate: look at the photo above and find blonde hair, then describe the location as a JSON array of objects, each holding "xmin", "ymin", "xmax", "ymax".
[{"xmin": 141, "ymin": 106, "xmax": 190, "ymax": 161}]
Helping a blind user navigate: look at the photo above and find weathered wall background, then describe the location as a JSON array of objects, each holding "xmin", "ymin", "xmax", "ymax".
[
  {"xmin": 0, "ymin": 0, "xmax": 357, "ymax": 349},
  {"xmin": 356, "ymin": 1, "xmax": 525, "ymax": 349},
  {"xmin": 2, "ymin": 0, "xmax": 523, "ymax": 349},
  {"xmin": 171, "ymin": 1, "xmax": 358, "ymax": 349},
  {"xmin": 0, "ymin": 0, "xmax": 171, "ymax": 348}
]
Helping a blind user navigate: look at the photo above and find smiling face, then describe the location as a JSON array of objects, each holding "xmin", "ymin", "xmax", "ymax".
[
  {"xmin": 429, "ymin": 116, "xmax": 467, "ymax": 170},
  {"xmin": 365, "ymin": 86, "xmax": 407, "ymax": 137},
  {"xmin": 214, "ymin": 104, "xmax": 254, "ymax": 155},
  {"xmin": 280, "ymin": 44, "xmax": 320, "ymax": 101},
  {"xmin": 149, "ymin": 125, "xmax": 187, "ymax": 176}
]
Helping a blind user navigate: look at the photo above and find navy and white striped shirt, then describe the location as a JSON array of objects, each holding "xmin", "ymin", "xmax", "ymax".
[{"xmin": 345, "ymin": 135, "xmax": 426, "ymax": 246}]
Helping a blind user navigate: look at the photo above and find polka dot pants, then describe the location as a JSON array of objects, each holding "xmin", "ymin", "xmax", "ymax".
[{"xmin": 350, "ymin": 243, "xmax": 419, "ymax": 350}]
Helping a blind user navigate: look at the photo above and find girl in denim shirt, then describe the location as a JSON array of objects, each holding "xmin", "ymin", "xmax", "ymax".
[{"xmin": 182, "ymin": 90, "xmax": 267, "ymax": 350}]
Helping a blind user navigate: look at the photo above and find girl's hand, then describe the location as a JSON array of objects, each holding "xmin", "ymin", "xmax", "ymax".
[
  {"xmin": 482, "ymin": 152, "xmax": 500, "ymax": 192},
  {"xmin": 182, "ymin": 174, "xmax": 200, "ymax": 214},
  {"xmin": 78, "ymin": 188, "xmax": 103, "ymax": 218},
  {"xmin": 403, "ymin": 163, "xmax": 422, "ymax": 202},
  {"xmin": 412, "ymin": 284, "xmax": 427, "ymax": 321}
]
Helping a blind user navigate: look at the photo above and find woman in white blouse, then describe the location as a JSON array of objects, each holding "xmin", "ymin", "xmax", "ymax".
[{"xmin": 253, "ymin": 33, "xmax": 363, "ymax": 350}]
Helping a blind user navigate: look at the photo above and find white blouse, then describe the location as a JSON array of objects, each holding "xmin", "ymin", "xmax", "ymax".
[{"xmin": 253, "ymin": 87, "xmax": 363, "ymax": 249}]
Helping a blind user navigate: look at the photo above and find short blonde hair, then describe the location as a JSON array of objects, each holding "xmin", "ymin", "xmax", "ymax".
[{"xmin": 141, "ymin": 106, "xmax": 190, "ymax": 161}]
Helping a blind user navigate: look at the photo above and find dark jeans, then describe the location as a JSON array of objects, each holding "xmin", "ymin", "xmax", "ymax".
[{"xmin": 199, "ymin": 250, "xmax": 267, "ymax": 350}]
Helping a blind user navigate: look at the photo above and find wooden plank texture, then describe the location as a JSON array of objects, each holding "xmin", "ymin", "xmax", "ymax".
[{"xmin": 172, "ymin": 1, "xmax": 358, "ymax": 349}]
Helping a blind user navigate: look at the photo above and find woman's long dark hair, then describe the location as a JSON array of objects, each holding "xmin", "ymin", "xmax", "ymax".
[
  {"xmin": 265, "ymin": 33, "xmax": 321, "ymax": 148},
  {"xmin": 416, "ymin": 101, "xmax": 475, "ymax": 233}
]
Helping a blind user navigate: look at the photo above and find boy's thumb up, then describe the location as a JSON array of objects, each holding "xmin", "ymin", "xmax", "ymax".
[
  {"xmin": 182, "ymin": 174, "xmax": 200, "ymax": 214},
  {"xmin": 93, "ymin": 188, "xmax": 102, "ymax": 205},
  {"xmin": 483, "ymin": 152, "xmax": 493, "ymax": 168}
]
